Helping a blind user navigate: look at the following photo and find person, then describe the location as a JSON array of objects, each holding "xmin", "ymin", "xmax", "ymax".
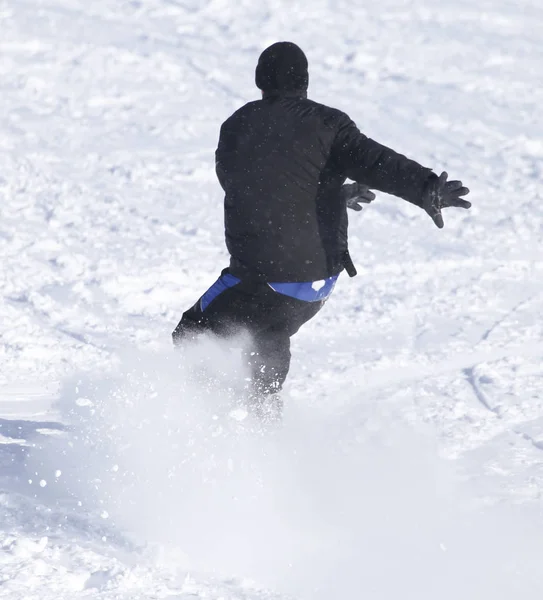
[{"xmin": 172, "ymin": 41, "xmax": 471, "ymax": 421}]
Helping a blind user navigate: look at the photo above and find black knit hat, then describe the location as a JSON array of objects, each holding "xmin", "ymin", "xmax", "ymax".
[{"xmin": 255, "ymin": 42, "xmax": 309, "ymax": 92}]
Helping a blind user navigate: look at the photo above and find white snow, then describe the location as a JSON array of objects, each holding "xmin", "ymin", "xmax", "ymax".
[
  {"xmin": 311, "ymin": 280, "xmax": 325, "ymax": 291},
  {"xmin": 1, "ymin": 0, "xmax": 543, "ymax": 598}
]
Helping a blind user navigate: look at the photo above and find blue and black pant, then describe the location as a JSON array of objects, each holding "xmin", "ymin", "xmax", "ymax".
[{"xmin": 172, "ymin": 271, "xmax": 334, "ymax": 398}]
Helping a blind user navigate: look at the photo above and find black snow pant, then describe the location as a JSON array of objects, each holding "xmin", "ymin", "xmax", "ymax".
[{"xmin": 172, "ymin": 272, "xmax": 324, "ymax": 401}]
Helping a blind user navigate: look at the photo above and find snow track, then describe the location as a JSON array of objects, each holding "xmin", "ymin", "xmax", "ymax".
[{"xmin": 1, "ymin": 0, "xmax": 543, "ymax": 598}]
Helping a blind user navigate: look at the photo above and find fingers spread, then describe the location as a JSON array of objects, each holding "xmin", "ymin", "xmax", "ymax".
[
  {"xmin": 347, "ymin": 200, "xmax": 363, "ymax": 211},
  {"xmin": 360, "ymin": 190, "xmax": 376, "ymax": 203},
  {"xmin": 433, "ymin": 212, "xmax": 444, "ymax": 228},
  {"xmin": 445, "ymin": 180, "xmax": 464, "ymax": 192},
  {"xmin": 438, "ymin": 171, "xmax": 448, "ymax": 185},
  {"xmin": 446, "ymin": 184, "xmax": 470, "ymax": 197},
  {"xmin": 444, "ymin": 199, "xmax": 472, "ymax": 209}
]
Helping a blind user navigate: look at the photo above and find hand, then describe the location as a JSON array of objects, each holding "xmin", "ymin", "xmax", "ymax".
[
  {"xmin": 340, "ymin": 182, "xmax": 376, "ymax": 211},
  {"xmin": 422, "ymin": 171, "xmax": 471, "ymax": 228}
]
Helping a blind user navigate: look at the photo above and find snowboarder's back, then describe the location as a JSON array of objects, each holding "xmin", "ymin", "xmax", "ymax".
[{"xmin": 216, "ymin": 42, "xmax": 436, "ymax": 282}]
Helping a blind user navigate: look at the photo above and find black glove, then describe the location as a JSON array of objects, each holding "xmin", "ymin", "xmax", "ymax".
[
  {"xmin": 422, "ymin": 171, "xmax": 471, "ymax": 228},
  {"xmin": 340, "ymin": 182, "xmax": 376, "ymax": 211}
]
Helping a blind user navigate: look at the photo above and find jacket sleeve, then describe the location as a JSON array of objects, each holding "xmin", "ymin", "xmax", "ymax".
[{"xmin": 331, "ymin": 116, "xmax": 435, "ymax": 208}]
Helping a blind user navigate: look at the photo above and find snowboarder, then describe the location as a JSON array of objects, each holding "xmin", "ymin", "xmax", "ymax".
[{"xmin": 172, "ymin": 41, "xmax": 470, "ymax": 421}]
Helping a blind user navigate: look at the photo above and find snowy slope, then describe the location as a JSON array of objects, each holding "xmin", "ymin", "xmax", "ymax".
[{"xmin": 1, "ymin": 0, "xmax": 543, "ymax": 598}]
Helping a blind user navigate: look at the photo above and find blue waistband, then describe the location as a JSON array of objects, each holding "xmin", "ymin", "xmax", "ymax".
[
  {"xmin": 268, "ymin": 275, "xmax": 338, "ymax": 302},
  {"xmin": 199, "ymin": 273, "xmax": 338, "ymax": 312}
]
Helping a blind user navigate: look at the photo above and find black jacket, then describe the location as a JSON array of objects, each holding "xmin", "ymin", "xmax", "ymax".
[{"xmin": 216, "ymin": 90, "xmax": 434, "ymax": 282}]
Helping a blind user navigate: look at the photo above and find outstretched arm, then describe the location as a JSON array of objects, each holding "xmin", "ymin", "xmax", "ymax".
[{"xmin": 332, "ymin": 118, "xmax": 470, "ymax": 226}]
